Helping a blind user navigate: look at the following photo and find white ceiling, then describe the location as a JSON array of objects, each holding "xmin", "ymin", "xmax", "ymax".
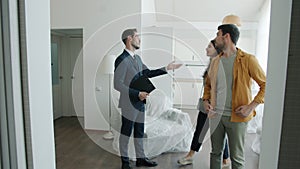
[{"xmin": 154, "ymin": 0, "xmax": 268, "ymax": 23}]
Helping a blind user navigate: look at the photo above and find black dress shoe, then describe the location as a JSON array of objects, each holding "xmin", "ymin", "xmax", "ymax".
[
  {"xmin": 122, "ymin": 163, "xmax": 132, "ymax": 169},
  {"xmin": 136, "ymin": 158, "xmax": 158, "ymax": 167}
]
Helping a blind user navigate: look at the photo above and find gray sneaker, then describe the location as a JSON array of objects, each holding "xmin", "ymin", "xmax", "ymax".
[{"xmin": 177, "ymin": 156, "xmax": 193, "ymax": 165}]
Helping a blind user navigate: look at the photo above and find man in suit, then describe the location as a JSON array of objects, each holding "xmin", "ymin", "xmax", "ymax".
[{"xmin": 114, "ymin": 28, "xmax": 182, "ymax": 169}]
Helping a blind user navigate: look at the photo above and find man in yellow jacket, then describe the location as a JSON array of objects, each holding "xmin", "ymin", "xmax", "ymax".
[{"xmin": 203, "ymin": 24, "xmax": 266, "ymax": 169}]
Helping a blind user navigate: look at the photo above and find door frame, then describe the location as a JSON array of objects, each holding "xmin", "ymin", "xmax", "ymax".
[{"xmin": 51, "ymin": 29, "xmax": 83, "ymax": 119}]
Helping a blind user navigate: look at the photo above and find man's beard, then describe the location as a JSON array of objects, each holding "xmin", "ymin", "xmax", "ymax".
[
  {"xmin": 218, "ymin": 45, "xmax": 225, "ymax": 51},
  {"xmin": 132, "ymin": 43, "xmax": 140, "ymax": 50},
  {"xmin": 216, "ymin": 38, "xmax": 226, "ymax": 50},
  {"xmin": 216, "ymin": 42, "xmax": 225, "ymax": 51}
]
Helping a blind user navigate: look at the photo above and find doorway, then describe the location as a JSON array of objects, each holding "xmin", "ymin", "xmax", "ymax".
[{"xmin": 51, "ymin": 29, "xmax": 83, "ymax": 119}]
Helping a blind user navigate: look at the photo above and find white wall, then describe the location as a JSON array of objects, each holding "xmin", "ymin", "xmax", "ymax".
[
  {"xmin": 256, "ymin": 0, "xmax": 271, "ymax": 72},
  {"xmin": 141, "ymin": 26, "xmax": 174, "ymax": 100},
  {"xmin": 141, "ymin": 0, "xmax": 156, "ymax": 27},
  {"xmin": 51, "ymin": 0, "xmax": 142, "ymax": 130},
  {"xmin": 259, "ymin": 0, "xmax": 292, "ymax": 168},
  {"xmin": 25, "ymin": 0, "xmax": 56, "ymax": 168}
]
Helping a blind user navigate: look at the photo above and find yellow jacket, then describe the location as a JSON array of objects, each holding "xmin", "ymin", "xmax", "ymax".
[{"xmin": 203, "ymin": 48, "xmax": 266, "ymax": 122}]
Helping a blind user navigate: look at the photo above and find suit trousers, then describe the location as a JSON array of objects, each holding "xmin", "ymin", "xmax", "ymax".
[{"xmin": 119, "ymin": 108, "xmax": 145, "ymax": 164}]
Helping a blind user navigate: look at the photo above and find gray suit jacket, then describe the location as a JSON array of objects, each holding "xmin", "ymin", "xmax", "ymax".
[{"xmin": 114, "ymin": 50, "xmax": 167, "ymax": 112}]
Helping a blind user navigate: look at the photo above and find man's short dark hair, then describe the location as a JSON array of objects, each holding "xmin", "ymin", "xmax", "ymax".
[
  {"xmin": 218, "ymin": 24, "xmax": 240, "ymax": 45},
  {"xmin": 121, "ymin": 28, "xmax": 137, "ymax": 45}
]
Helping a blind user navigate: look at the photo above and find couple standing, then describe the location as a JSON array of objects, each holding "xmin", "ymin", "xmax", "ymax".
[{"xmin": 178, "ymin": 24, "xmax": 266, "ymax": 169}]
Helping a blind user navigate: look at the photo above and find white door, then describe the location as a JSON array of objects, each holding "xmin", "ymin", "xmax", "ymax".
[
  {"xmin": 51, "ymin": 35, "xmax": 62, "ymax": 119},
  {"xmin": 68, "ymin": 37, "xmax": 83, "ymax": 116},
  {"xmin": 51, "ymin": 30, "xmax": 83, "ymax": 119}
]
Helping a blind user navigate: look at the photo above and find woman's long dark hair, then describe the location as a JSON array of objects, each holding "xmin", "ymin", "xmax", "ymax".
[{"xmin": 202, "ymin": 39, "xmax": 221, "ymax": 78}]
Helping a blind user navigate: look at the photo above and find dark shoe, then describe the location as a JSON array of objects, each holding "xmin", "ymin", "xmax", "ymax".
[
  {"xmin": 136, "ymin": 158, "xmax": 158, "ymax": 167},
  {"xmin": 122, "ymin": 163, "xmax": 132, "ymax": 169}
]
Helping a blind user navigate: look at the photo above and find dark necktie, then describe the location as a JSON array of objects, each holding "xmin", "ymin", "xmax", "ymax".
[
  {"xmin": 133, "ymin": 54, "xmax": 138, "ymax": 67},
  {"xmin": 133, "ymin": 55, "xmax": 141, "ymax": 75},
  {"xmin": 133, "ymin": 54, "xmax": 138, "ymax": 64}
]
